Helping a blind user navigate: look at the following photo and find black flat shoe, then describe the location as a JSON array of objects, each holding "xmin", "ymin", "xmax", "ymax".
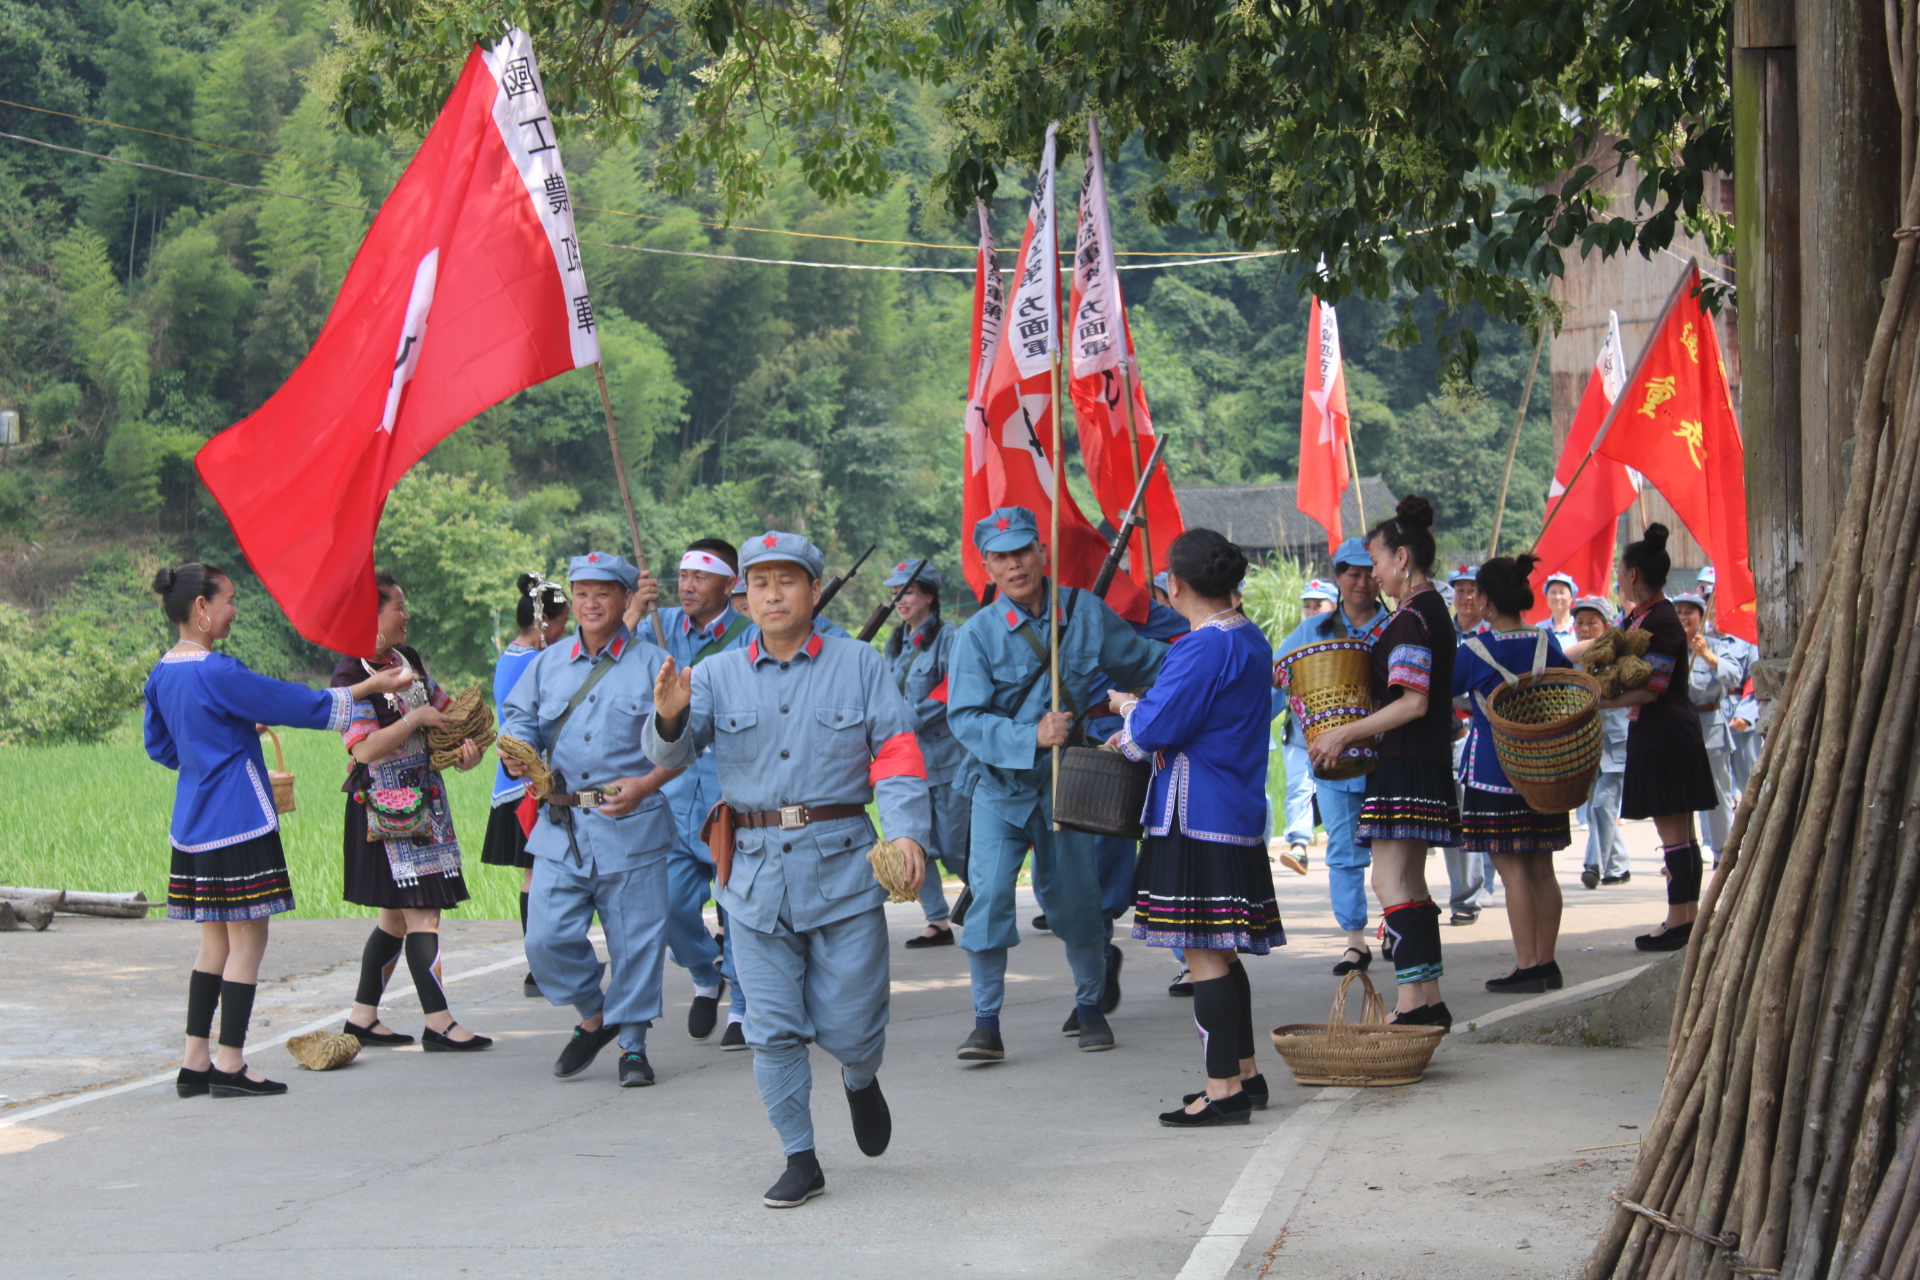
[
  {"xmin": 1061, "ymin": 1008, "xmax": 1080, "ymax": 1036},
  {"xmin": 720, "ymin": 1021, "xmax": 749, "ymax": 1051},
  {"xmin": 957, "ymin": 1026, "xmax": 1004, "ymax": 1061},
  {"xmin": 1538, "ymin": 960, "xmax": 1564, "ymax": 990},
  {"xmin": 1031, "ymin": 913, "xmax": 1050, "ymax": 932},
  {"xmin": 1636, "ymin": 921, "xmax": 1693, "ymax": 952},
  {"xmin": 1160, "ymin": 1092, "xmax": 1253, "ymax": 1127},
  {"xmin": 619, "ymin": 1050, "xmax": 654, "ymax": 1087},
  {"xmin": 1388, "ymin": 1003, "xmax": 1453, "ymax": 1033},
  {"xmin": 1102, "ymin": 945, "xmax": 1124, "ymax": 1014},
  {"xmin": 175, "ymin": 1067, "xmax": 210, "ymax": 1098},
  {"xmin": 845, "ymin": 1076, "xmax": 891, "ymax": 1156},
  {"xmin": 1168, "ymin": 968, "xmax": 1194, "ymax": 997},
  {"xmin": 1186, "ymin": 1073, "xmax": 1269, "ymax": 1112},
  {"xmin": 1332, "ymin": 946, "xmax": 1371, "ymax": 975},
  {"xmin": 764, "ymin": 1151, "xmax": 826, "ymax": 1208},
  {"xmin": 423, "ymin": 1025, "xmax": 493, "ymax": 1052},
  {"xmin": 1485, "ymin": 967, "xmax": 1548, "ymax": 994},
  {"xmin": 555, "ymin": 1022, "xmax": 621, "ymax": 1078},
  {"xmin": 344, "ymin": 1019, "xmax": 415, "ymax": 1047},
  {"xmin": 1602, "ymin": 872, "xmax": 1633, "ymax": 886},
  {"xmin": 523, "ymin": 973, "xmax": 542, "ymax": 998},
  {"xmin": 904, "ymin": 927, "xmax": 955, "ymax": 949},
  {"xmin": 1581, "ymin": 867, "xmax": 1601, "ymax": 889},
  {"xmin": 688, "ymin": 980, "xmax": 725, "ymax": 1041},
  {"xmin": 209, "ymin": 1066, "xmax": 287, "ymax": 1097},
  {"xmin": 1078, "ymin": 1010, "xmax": 1115, "ymax": 1052},
  {"xmin": 1428, "ymin": 1001, "xmax": 1453, "ymax": 1032}
]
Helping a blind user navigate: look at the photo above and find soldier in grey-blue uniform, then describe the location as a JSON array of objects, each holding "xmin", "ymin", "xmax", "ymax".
[
  {"xmin": 1674, "ymin": 591, "xmax": 1742, "ymax": 864},
  {"xmin": 645, "ymin": 531, "xmax": 931, "ymax": 1210},
  {"xmin": 499, "ymin": 553, "xmax": 681, "ymax": 1089},
  {"xmin": 947, "ymin": 506, "xmax": 1166, "ymax": 1061},
  {"xmin": 1572, "ymin": 596, "xmax": 1632, "ymax": 886},
  {"xmin": 629, "ymin": 541, "xmax": 753, "ymax": 1047},
  {"xmin": 1698, "ymin": 567, "xmax": 1763, "ymax": 792},
  {"xmin": 882, "ymin": 558, "xmax": 971, "ymax": 947}
]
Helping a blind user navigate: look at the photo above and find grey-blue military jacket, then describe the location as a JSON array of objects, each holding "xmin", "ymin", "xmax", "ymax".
[
  {"xmin": 1687, "ymin": 637, "xmax": 1744, "ymax": 755},
  {"xmin": 947, "ymin": 584, "xmax": 1166, "ymax": 824},
  {"xmin": 642, "ymin": 632, "xmax": 933, "ymax": 933},
  {"xmin": 500, "ymin": 632, "xmax": 678, "ymax": 874},
  {"xmin": 885, "ymin": 617, "xmax": 965, "ymax": 784}
]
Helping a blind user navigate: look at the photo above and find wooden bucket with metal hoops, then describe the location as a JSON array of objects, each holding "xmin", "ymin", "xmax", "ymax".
[
  {"xmin": 1269, "ymin": 970, "xmax": 1445, "ymax": 1087},
  {"xmin": 1277, "ymin": 638, "xmax": 1377, "ymax": 781},
  {"xmin": 1466, "ymin": 633, "xmax": 1605, "ymax": 813}
]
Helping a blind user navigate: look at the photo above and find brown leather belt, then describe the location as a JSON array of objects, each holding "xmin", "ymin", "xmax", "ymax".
[
  {"xmin": 735, "ymin": 803, "xmax": 866, "ymax": 831},
  {"xmin": 1695, "ymin": 701, "xmax": 1721, "ymax": 713}
]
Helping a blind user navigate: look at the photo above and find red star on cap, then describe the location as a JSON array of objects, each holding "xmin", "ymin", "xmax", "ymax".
[
  {"xmin": 763, "ymin": 535, "xmax": 778, "ymax": 548},
  {"xmin": 897, "ymin": 563, "xmax": 908, "ymax": 571},
  {"xmin": 588, "ymin": 554, "xmax": 598, "ymax": 562},
  {"xmin": 995, "ymin": 517, "xmax": 1011, "ymax": 530}
]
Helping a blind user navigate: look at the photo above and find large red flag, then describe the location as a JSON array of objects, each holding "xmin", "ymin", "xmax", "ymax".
[
  {"xmin": 1594, "ymin": 264, "xmax": 1756, "ymax": 641},
  {"xmin": 1528, "ymin": 311, "xmax": 1638, "ymax": 617},
  {"xmin": 1067, "ymin": 118, "xmax": 1183, "ymax": 584},
  {"xmin": 197, "ymin": 29, "xmax": 596, "ymax": 655},
  {"xmin": 960, "ymin": 134, "xmax": 1149, "ymax": 623},
  {"xmin": 1297, "ymin": 292, "xmax": 1352, "ymax": 553}
]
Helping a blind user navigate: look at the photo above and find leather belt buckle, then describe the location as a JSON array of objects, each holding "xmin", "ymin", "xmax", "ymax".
[{"xmin": 778, "ymin": 804, "xmax": 806, "ymax": 830}]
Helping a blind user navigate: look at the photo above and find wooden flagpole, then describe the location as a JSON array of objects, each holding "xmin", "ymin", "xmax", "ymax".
[
  {"xmin": 594, "ymin": 362, "xmax": 668, "ymax": 646},
  {"xmin": 1117, "ymin": 358, "xmax": 1157, "ymax": 584},
  {"xmin": 1344, "ymin": 430, "xmax": 1367, "ymax": 532},
  {"xmin": 1049, "ymin": 344, "xmax": 1064, "ymax": 829},
  {"xmin": 1487, "ymin": 317, "xmax": 1548, "ymax": 557}
]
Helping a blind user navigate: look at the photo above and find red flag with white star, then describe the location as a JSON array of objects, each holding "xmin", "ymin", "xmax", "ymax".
[{"xmin": 196, "ymin": 29, "xmax": 596, "ymax": 655}]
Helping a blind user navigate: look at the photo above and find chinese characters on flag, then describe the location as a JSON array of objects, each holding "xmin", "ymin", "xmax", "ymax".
[{"xmin": 1297, "ymin": 292, "xmax": 1352, "ymax": 554}]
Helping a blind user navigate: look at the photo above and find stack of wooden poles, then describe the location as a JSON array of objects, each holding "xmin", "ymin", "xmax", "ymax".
[{"xmin": 1583, "ymin": 19, "xmax": 1920, "ymax": 1274}]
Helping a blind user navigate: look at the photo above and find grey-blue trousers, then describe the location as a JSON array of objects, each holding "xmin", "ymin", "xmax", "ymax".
[{"xmin": 525, "ymin": 853, "xmax": 668, "ymax": 1054}]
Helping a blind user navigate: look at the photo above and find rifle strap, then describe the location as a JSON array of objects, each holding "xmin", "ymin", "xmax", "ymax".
[
  {"xmin": 691, "ymin": 615, "xmax": 750, "ymax": 665},
  {"xmin": 1009, "ymin": 588, "xmax": 1079, "ymax": 719},
  {"xmin": 545, "ymin": 648, "xmax": 622, "ymax": 762}
]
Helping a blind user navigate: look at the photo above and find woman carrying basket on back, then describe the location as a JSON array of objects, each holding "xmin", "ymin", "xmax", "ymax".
[
  {"xmin": 1452, "ymin": 555, "xmax": 1573, "ymax": 994},
  {"xmin": 1112, "ymin": 530, "xmax": 1283, "ymax": 1127}
]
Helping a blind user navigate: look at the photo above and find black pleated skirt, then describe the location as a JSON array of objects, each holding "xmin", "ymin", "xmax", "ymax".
[
  {"xmin": 1132, "ymin": 830, "xmax": 1286, "ymax": 954},
  {"xmin": 1357, "ymin": 757, "xmax": 1461, "ymax": 847},
  {"xmin": 1622, "ymin": 739, "xmax": 1721, "ymax": 820},
  {"xmin": 167, "ymin": 831, "xmax": 295, "ymax": 922},
  {"xmin": 1459, "ymin": 786, "xmax": 1572, "ymax": 856},
  {"xmin": 479, "ymin": 801, "xmax": 533, "ymax": 868}
]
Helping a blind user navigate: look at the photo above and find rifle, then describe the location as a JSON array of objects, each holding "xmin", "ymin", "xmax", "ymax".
[
  {"xmin": 1090, "ymin": 434, "xmax": 1171, "ymax": 599},
  {"xmin": 858, "ymin": 559, "xmax": 929, "ymax": 643},
  {"xmin": 815, "ymin": 543, "xmax": 875, "ymax": 619}
]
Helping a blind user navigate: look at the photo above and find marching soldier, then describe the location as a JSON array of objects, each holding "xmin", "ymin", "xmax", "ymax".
[
  {"xmin": 946, "ymin": 506, "xmax": 1167, "ymax": 1061},
  {"xmin": 1698, "ymin": 567, "xmax": 1763, "ymax": 792},
  {"xmin": 882, "ymin": 558, "xmax": 972, "ymax": 948},
  {"xmin": 499, "ymin": 553, "xmax": 682, "ymax": 1089},
  {"xmin": 645, "ymin": 531, "xmax": 931, "ymax": 1209},
  {"xmin": 1674, "ymin": 590, "xmax": 1742, "ymax": 865}
]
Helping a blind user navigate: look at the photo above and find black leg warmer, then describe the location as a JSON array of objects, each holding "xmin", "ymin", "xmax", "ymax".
[
  {"xmin": 355, "ymin": 927, "xmax": 406, "ymax": 1007},
  {"xmin": 405, "ymin": 931, "xmax": 449, "ymax": 1016},
  {"xmin": 1191, "ymin": 976, "xmax": 1243, "ymax": 1080},
  {"xmin": 1666, "ymin": 841, "xmax": 1703, "ymax": 905},
  {"xmin": 1382, "ymin": 900, "xmax": 1444, "ymax": 985},
  {"xmin": 1227, "ymin": 960, "xmax": 1255, "ymax": 1061},
  {"xmin": 518, "ymin": 891, "xmax": 530, "ymax": 936},
  {"xmin": 186, "ymin": 969, "xmax": 223, "ymax": 1040},
  {"xmin": 217, "ymin": 980, "xmax": 257, "ymax": 1050}
]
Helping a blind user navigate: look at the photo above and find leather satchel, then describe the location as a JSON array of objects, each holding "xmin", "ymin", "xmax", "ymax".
[{"xmin": 700, "ymin": 801, "xmax": 737, "ymax": 887}]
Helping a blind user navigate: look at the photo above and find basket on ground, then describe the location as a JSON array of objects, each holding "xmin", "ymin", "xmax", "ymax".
[
  {"xmin": 264, "ymin": 727, "xmax": 296, "ymax": 814},
  {"xmin": 1054, "ymin": 745, "xmax": 1151, "ymax": 839},
  {"xmin": 1465, "ymin": 633, "xmax": 1604, "ymax": 813},
  {"xmin": 1270, "ymin": 970, "xmax": 1445, "ymax": 1087},
  {"xmin": 1277, "ymin": 639, "xmax": 1376, "ymax": 781}
]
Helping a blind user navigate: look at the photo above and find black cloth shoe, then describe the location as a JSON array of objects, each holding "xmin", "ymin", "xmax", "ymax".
[
  {"xmin": 1449, "ymin": 911, "xmax": 1480, "ymax": 926},
  {"xmin": 1061, "ymin": 1008, "xmax": 1080, "ymax": 1036},
  {"xmin": 1485, "ymin": 967, "xmax": 1548, "ymax": 994},
  {"xmin": 957, "ymin": 1026, "xmax": 1004, "ymax": 1061},
  {"xmin": 1186, "ymin": 1073, "xmax": 1269, "ymax": 1112},
  {"xmin": 555, "ymin": 1022, "xmax": 621, "ymax": 1078},
  {"xmin": 1538, "ymin": 960, "xmax": 1564, "ymax": 990},
  {"xmin": 1636, "ymin": 921, "xmax": 1693, "ymax": 952},
  {"xmin": 618, "ymin": 1050, "xmax": 655, "ymax": 1087},
  {"xmin": 1332, "ymin": 946, "xmax": 1371, "ymax": 975},
  {"xmin": 1581, "ymin": 867, "xmax": 1601, "ymax": 889},
  {"xmin": 1388, "ymin": 1003, "xmax": 1453, "ymax": 1033},
  {"xmin": 1159, "ymin": 1092, "xmax": 1253, "ymax": 1127},
  {"xmin": 1077, "ymin": 1010, "xmax": 1115, "ymax": 1052},
  {"xmin": 904, "ymin": 926, "xmax": 955, "ymax": 949},
  {"xmin": 1101, "ymin": 944, "xmax": 1124, "ymax": 1014},
  {"xmin": 688, "ymin": 980, "xmax": 725, "ymax": 1041},
  {"xmin": 209, "ymin": 1066, "xmax": 287, "ymax": 1097},
  {"xmin": 1602, "ymin": 872, "xmax": 1633, "ymax": 886},
  {"xmin": 720, "ymin": 1021, "xmax": 749, "ymax": 1051},
  {"xmin": 845, "ymin": 1076, "xmax": 891, "ymax": 1156},
  {"xmin": 1426, "ymin": 1002, "xmax": 1454, "ymax": 1033},
  {"xmin": 175, "ymin": 1067, "xmax": 210, "ymax": 1098},
  {"xmin": 523, "ymin": 973, "xmax": 542, "ymax": 998},
  {"xmin": 764, "ymin": 1151, "xmax": 826, "ymax": 1208},
  {"xmin": 1168, "ymin": 968, "xmax": 1194, "ymax": 997},
  {"xmin": 423, "ymin": 1024, "xmax": 493, "ymax": 1052},
  {"xmin": 343, "ymin": 1019, "xmax": 414, "ymax": 1047},
  {"xmin": 1031, "ymin": 913, "xmax": 1050, "ymax": 932}
]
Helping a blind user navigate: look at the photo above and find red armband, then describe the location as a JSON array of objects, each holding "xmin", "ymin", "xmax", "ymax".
[
  {"xmin": 870, "ymin": 731, "xmax": 928, "ymax": 783},
  {"xmin": 928, "ymin": 675, "xmax": 949, "ymax": 704}
]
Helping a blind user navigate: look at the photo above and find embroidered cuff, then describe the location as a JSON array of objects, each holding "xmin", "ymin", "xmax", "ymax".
[
  {"xmin": 1645, "ymin": 652, "xmax": 1676, "ymax": 694},
  {"xmin": 1388, "ymin": 643, "xmax": 1433, "ymax": 695},
  {"xmin": 344, "ymin": 699, "xmax": 378, "ymax": 749},
  {"xmin": 1116, "ymin": 700, "xmax": 1151, "ymax": 762},
  {"xmin": 324, "ymin": 686, "xmax": 353, "ymax": 733}
]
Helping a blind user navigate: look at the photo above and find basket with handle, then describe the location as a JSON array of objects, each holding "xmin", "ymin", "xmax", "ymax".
[
  {"xmin": 264, "ymin": 727, "xmax": 296, "ymax": 815},
  {"xmin": 1466, "ymin": 632, "xmax": 1604, "ymax": 813},
  {"xmin": 1269, "ymin": 970, "xmax": 1445, "ymax": 1087},
  {"xmin": 1277, "ymin": 638, "xmax": 1377, "ymax": 781}
]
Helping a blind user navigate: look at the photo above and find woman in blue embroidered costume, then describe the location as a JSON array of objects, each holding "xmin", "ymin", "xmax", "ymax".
[
  {"xmin": 1114, "ymin": 530, "xmax": 1283, "ymax": 1128},
  {"xmin": 331, "ymin": 573, "xmax": 493, "ymax": 1053},
  {"xmin": 1308, "ymin": 496, "xmax": 1460, "ymax": 1030},
  {"xmin": 145, "ymin": 563, "xmax": 411, "ymax": 1099},
  {"xmin": 1606, "ymin": 525, "xmax": 1720, "ymax": 953},
  {"xmin": 1452, "ymin": 555, "xmax": 1573, "ymax": 994},
  {"xmin": 479, "ymin": 572, "xmax": 570, "ymax": 996}
]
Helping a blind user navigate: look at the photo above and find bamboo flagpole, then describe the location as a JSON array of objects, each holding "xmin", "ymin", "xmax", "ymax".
[
  {"xmin": 1486, "ymin": 316, "xmax": 1548, "ymax": 556},
  {"xmin": 1344, "ymin": 430, "xmax": 1367, "ymax": 531},
  {"xmin": 1117, "ymin": 357, "xmax": 1157, "ymax": 583},
  {"xmin": 593, "ymin": 362, "xmax": 668, "ymax": 646},
  {"xmin": 1049, "ymin": 350, "xmax": 1064, "ymax": 828}
]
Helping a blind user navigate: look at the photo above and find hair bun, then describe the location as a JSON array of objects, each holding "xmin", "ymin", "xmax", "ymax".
[
  {"xmin": 1514, "ymin": 552, "xmax": 1541, "ymax": 576},
  {"xmin": 151, "ymin": 566, "xmax": 177, "ymax": 595},
  {"xmin": 1643, "ymin": 523, "xmax": 1670, "ymax": 550},
  {"xmin": 1396, "ymin": 495, "xmax": 1435, "ymax": 529},
  {"xmin": 517, "ymin": 572, "xmax": 540, "ymax": 594}
]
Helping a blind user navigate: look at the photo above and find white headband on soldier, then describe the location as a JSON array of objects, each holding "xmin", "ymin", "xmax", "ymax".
[{"xmin": 680, "ymin": 550, "xmax": 736, "ymax": 584}]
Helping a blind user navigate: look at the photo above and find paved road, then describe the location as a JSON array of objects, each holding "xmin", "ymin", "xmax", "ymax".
[{"xmin": 1, "ymin": 822, "xmax": 1679, "ymax": 1278}]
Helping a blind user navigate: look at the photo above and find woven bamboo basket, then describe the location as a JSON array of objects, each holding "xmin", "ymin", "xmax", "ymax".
[
  {"xmin": 1278, "ymin": 639, "xmax": 1377, "ymax": 781},
  {"xmin": 264, "ymin": 727, "xmax": 296, "ymax": 815},
  {"xmin": 1270, "ymin": 970, "xmax": 1445, "ymax": 1087},
  {"xmin": 1478, "ymin": 668, "xmax": 1605, "ymax": 813},
  {"xmin": 1054, "ymin": 745, "xmax": 1151, "ymax": 838}
]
